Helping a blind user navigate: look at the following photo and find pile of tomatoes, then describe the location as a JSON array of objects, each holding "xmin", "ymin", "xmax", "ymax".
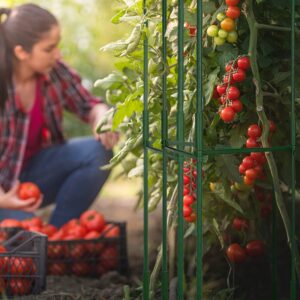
[
  {"xmin": 206, "ymin": 0, "xmax": 241, "ymax": 46},
  {"xmin": 0, "ymin": 208, "xmax": 121, "ymax": 278},
  {"xmin": 214, "ymin": 55, "xmax": 250, "ymax": 123}
]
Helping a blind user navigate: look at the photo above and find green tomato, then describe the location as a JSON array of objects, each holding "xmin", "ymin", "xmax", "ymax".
[
  {"xmin": 218, "ymin": 29, "xmax": 228, "ymax": 39},
  {"xmin": 214, "ymin": 36, "xmax": 225, "ymax": 46},
  {"xmin": 234, "ymin": 182, "xmax": 252, "ymax": 192},
  {"xmin": 207, "ymin": 25, "xmax": 219, "ymax": 37},
  {"xmin": 216, "ymin": 12, "xmax": 226, "ymax": 22},
  {"xmin": 227, "ymin": 31, "xmax": 238, "ymax": 43}
]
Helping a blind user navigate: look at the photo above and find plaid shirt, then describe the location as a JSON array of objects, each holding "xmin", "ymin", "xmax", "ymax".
[{"xmin": 0, "ymin": 61, "xmax": 102, "ymax": 191}]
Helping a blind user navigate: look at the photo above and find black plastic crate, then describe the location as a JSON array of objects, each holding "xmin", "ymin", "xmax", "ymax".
[
  {"xmin": 0, "ymin": 227, "xmax": 23, "ymax": 244},
  {"xmin": 47, "ymin": 221, "xmax": 128, "ymax": 277},
  {"xmin": 0, "ymin": 230, "xmax": 47, "ymax": 297}
]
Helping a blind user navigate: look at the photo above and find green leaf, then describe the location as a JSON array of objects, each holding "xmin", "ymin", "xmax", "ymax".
[
  {"xmin": 204, "ymin": 67, "xmax": 220, "ymax": 105},
  {"xmin": 229, "ymin": 126, "xmax": 247, "ymax": 148},
  {"xmin": 212, "ymin": 218, "xmax": 224, "ymax": 249},
  {"xmin": 216, "ymin": 154, "xmax": 242, "ymax": 183},
  {"xmin": 112, "ymin": 95, "xmax": 143, "ymax": 130},
  {"xmin": 94, "ymin": 73, "xmax": 124, "ymax": 89},
  {"xmin": 213, "ymin": 182, "xmax": 244, "ymax": 214}
]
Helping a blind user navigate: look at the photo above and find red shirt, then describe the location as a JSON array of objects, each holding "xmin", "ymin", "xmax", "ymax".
[
  {"xmin": 22, "ymin": 78, "xmax": 44, "ymax": 168},
  {"xmin": 0, "ymin": 61, "xmax": 102, "ymax": 191}
]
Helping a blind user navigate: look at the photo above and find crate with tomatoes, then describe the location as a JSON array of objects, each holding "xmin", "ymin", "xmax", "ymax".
[
  {"xmin": 0, "ymin": 209, "xmax": 128, "ymax": 278},
  {"xmin": 0, "ymin": 230, "xmax": 47, "ymax": 297}
]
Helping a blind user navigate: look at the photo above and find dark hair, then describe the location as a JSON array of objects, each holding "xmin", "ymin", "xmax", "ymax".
[{"xmin": 0, "ymin": 4, "xmax": 58, "ymax": 109}]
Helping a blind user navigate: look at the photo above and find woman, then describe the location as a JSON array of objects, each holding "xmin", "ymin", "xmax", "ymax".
[{"xmin": 0, "ymin": 3, "xmax": 118, "ymax": 227}]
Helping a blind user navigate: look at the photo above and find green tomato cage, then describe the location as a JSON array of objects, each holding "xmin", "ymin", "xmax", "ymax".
[{"xmin": 142, "ymin": 0, "xmax": 298, "ymax": 299}]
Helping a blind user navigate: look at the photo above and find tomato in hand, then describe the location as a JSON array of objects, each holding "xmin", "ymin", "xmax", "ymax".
[
  {"xmin": 226, "ymin": 243, "xmax": 246, "ymax": 263},
  {"xmin": 18, "ymin": 182, "xmax": 41, "ymax": 202}
]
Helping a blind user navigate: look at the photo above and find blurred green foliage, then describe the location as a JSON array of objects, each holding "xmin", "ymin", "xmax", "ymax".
[{"xmin": 0, "ymin": 0, "xmax": 129, "ymax": 137}]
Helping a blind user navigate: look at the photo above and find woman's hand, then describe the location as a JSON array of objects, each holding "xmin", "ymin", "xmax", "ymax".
[
  {"xmin": 89, "ymin": 103, "xmax": 120, "ymax": 150},
  {"xmin": 0, "ymin": 181, "xmax": 43, "ymax": 212}
]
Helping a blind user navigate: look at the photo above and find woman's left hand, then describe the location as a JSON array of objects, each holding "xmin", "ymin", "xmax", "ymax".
[
  {"xmin": 94, "ymin": 130, "xmax": 120, "ymax": 150},
  {"xmin": 89, "ymin": 103, "xmax": 120, "ymax": 150}
]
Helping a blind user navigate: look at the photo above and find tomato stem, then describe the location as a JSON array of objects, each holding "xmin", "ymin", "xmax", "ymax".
[{"xmin": 245, "ymin": 0, "xmax": 300, "ymax": 283}]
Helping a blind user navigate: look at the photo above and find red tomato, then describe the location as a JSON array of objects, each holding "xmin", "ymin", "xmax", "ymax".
[
  {"xmin": 48, "ymin": 231, "xmax": 67, "ymax": 258},
  {"xmin": 245, "ymin": 168, "xmax": 259, "ymax": 180},
  {"xmin": 245, "ymin": 240, "xmax": 265, "ymax": 257},
  {"xmin": 102, "ymin": 224, "xmax": 120, "ymax": 238},
  {"xmin": 242, "ymin": 156, "xmax": 255, "ymax": 169},
  {"xmin": 84, "ymin": 231, "xmax": 104, "ymax": 254},
  {"xmin": 9, "ymin": 279, "xmax": 31, "ymax": 296},
  {"xmin": 227, "ymin": 86, "xmax": 240, "ymax": 100},
  {"xmin": 247, "ymin": 124, "xmax": 262, "ymax": 138},
  {"xmin": 185, "ymin": 212, "xmax": 197, "ymax": 223},
  {"xmin": 0, "ymin": 219, "xmax": 22, "ymax": 228},
  {"xmin": 66, "ymin": 224, "xmax": 87, "ymax": 239},
  {"xmin": 183, "ymin": 195, "xmax": 195, "ymax": 206},
  {"xmin": 239, "ymin": 164, "xmax": 246, "ymax": 174},
  {"xmin": 9, "ymin": 257, "xmax": 36, "ymax": 275},
  {"xmin": 225, "ymin": 62, "xmax": 236, "ymax": 72},
  {"xmin": 246, "ymin": 138, "xmax": 259, "ymax": 148},
  {"xmin": 79, "ymin": 210, "xmax": 106, "ymax": 233},
  {"xmin": 230, "ymin": 99, "xmax": 243, "ymax": 112},
  {"xmin": 226, "ymin": 0, "xmax": 240, "ymax": 5},
  {"xmin": 216, "ymin": 84, "xmax": 227, "ymax": 96},
  {"xmin": 250, "ymin": 152, "xmax": 267, "ymax": 165},
  {"xmin": 220, "ymin": 107, "xmax": 236, "ymax": 123},
  {"xmin": 100, "ymin": 246, "xmax": 119, "ymax": 270},
  {"xmin": 183, "ymin": 187, "xmax": 190, "ymax": 196},
  {"xmin": 21, "ymin": 217, "xmax": 43, "ymax": 230},
  {"xmin": 232, "ymin": 68, "xmax": 246, "ymax": 82},
  {"xmin": 183, "ymin": 205, "xmax": 193, "ymax": 218},
  {"xmin": 226, "ymin": 6, "xmax": 241, "ymax": 19},
  {"xmin": 40, "ymin": 224, "xmax": 57, "ymax": 237},
  {"xmin": 60, "ymin": 218, "xmax": 80, "ymax": 233},
  {"xmin": 64, "ymin": 235, "xmax": 86, "ymax": 258},
  {"xmin": 48, "ymin": 262, "xmax": 66, "ymax": 275},
  {"xmin": 18, "ymin": 182, "xmax": 41, "ymax": 202},
  {"xmin": 226, "ymin": 243, "xmax": 246, "ymax": 263},
  {"xmin": 237, "ymin": 56, "xmax": 250, "ymax": 70},
  {"xmin": 232, "ymin": 218, "xmax": 248, "ymax": 231}
]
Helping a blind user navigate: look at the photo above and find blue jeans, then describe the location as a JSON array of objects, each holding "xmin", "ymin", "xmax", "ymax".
[{"xmin": 0, "ymin": 137, "xmax": 112, "ymax": 228}]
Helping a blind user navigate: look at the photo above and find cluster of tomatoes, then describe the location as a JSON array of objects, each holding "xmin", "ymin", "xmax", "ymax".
[
  {"xmin": 225, "ymin": 217, "xmax": 265, "ymax": 263},
  {"xmin": 206, "ymin": 0, "xmax": 241, "ymax": 46},
  {"xmin": 183, "ymin": 160, "xmax": 201, "ymax": 223},
  {"xmin": 0, "ymin": 209, "xmax": 120, "ymax": 279},
  {"xmin": 226, "ymin": 239, "xmax": 265, "ymax": 264},
  {"xmin": 214, "ymin": 56, "xmax": 250, "ymax": 123},
  {"xmin": 0, "ymin": 244, "xmax": 36, "ymax": 296},
  {"xmin": 238, "ymin": 122, "xmax": 276, "ymax": 186}
]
